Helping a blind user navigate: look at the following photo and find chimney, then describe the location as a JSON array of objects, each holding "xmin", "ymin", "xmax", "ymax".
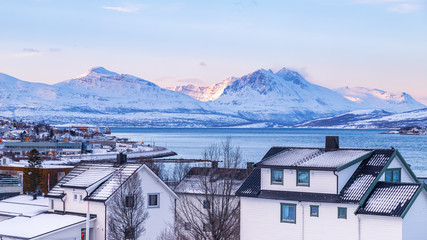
[
  {"xmin": 325, "ymin": 136, "xmax": 339, "ymax": 151},
  {"xmin": 211, "ymin": 161, "xmax": 218, "ymax": 169},
  {"xmin": 116, "ymin": 152, "xmax": 127, "ymax": 164},
  {"xmin": 246, "ymin": 162, "xmax": 254, "ymax": 172}
]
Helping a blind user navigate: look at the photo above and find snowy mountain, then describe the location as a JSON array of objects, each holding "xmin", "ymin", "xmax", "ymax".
[
  {"xmin": 0, "ymin": 66, "xmax": 425, "ymax": 127},
  {"xmin": 167, "ymin": 77, "xmax": 236, "ymax": 102},
  {"xmin": 335, "ymin": 87, "xmax": 425, "ymax": 113},
  {"xmin": 208, "ymin": 68, "xmax": 358, "ymax": 124},
  {"xmin": 296, "ymin": 108, "xmax": 427, "ymax": 128}
]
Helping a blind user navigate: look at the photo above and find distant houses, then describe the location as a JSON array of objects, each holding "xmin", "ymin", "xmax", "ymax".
[{"xmin": 236, "ymin": 136, "xmax": 427, "ymax": 240}]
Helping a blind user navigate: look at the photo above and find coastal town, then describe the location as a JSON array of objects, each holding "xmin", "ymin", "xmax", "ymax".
[{"xmin": 0, "ymin": 117, "xmax": 425, "ymax": 239}]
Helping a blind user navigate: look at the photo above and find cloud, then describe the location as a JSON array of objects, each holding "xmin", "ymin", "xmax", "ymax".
[
  {"xmin": 102, "ymin": 6, "xmax": 141, "ymax": 13},
  {"xmin": 199, "ymin": 61, "xmax": 207, "ymax": 67},
  {"xmin": 387, "ymin": 3, "xmax": 422, "ymax": 12},
  {"xmin": 352, "ymin": 0, "xmax": 425, "ymax": 13},
  {"xmin": 23, "ymin": 48, "xmax": 39, "ymax": 53},
  {"xmin": 49, "ymin": 48, "xmax": 61, "ymax": 52}
]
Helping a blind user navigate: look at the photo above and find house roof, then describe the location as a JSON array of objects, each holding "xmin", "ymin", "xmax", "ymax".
[
  {"xmin": 0, "ymin": 213, "xmax": 94, "ymax": 239},
  {"xmin": 256, "ymin": 147, "xmax": 372, "ymax": 171},
  {"xmin": 418, "ymin": 177, "xmax": 427, "ymax": 184},
  {"xmin": 46, "ymin": 162, "xmax": 141, "ymax": 201},
  {"xmin": 174, "ymin": 166, "xmax": 251, "ymax": 195},
  {"xmin": 235, "ymin": 168, "xmax": 261, "ymax": 197},
  {"xmin": 356, "ymin": 182, "xmax": 422, "ymax": 217},
  {"xmin": 339, "ymin": 149, "xmax": 395, "ymax": 203}
]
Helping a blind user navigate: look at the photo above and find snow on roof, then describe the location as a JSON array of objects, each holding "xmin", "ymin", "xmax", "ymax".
[
  {"xmin": 357, "ymin": 182, "xmax": 421, "ymax": 217},
  {"xmin": 87, "ymin": 164, "xmax": 141, "ymax": 201},
  {"xmin": 47, "ymin": 162, "xmax": 142, "ymax": 201},
  {"xmin": 0, "ymin": 195, "xmax": 48, "ymax": 218},
  {"xmin": 257, "ymin": 147, "xmax": 371, "ymax": 169},
  {"xmin": 340, "ymin": 149, "xmax": 394, "ymax": 202},
  {"xmin": 0, "ymin": 213, "xmax": 87, "ymax": 239}
]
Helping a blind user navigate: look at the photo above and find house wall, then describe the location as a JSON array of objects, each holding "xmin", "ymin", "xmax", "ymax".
[
  {"xmin": 359, "ymin": 214, "xmax": 402, "ymax": 240},
  {"xmin": 34, "ymin": 219, "xmax": 96, "ymax": 240},
  {"xmin": 260, "ymin": 168, "xmax": 337, "ymax": 194},
  {"xmin": 402, "ymin": 190, "xmax": 427, "ymax": 240},
  {"xmin": 337, "ymin": 162, "xmax": 362, "ymax": 192},
  {"xmin": 378, "ymin": 156, "xmax": 415, "ymax": 183},
  {"xmin": 240, "ymin": 197, "xmax": 359, "ymax": 240}
]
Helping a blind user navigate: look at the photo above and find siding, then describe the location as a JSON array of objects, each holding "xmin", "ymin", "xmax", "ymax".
[
  {"xmin": 261, "ymin": 168, "xmax": 337, "ymax": 194},
  {"xmin": 402, "ymin": 191, "xmax": 427, "ymax": 240},
  {"xmin": 360, "ymin": 215, "xmax": 402, "ymax": 240},
  {"xmin": 378, "ymin": 156, "xmax": 415, "ymax": 183},
  {"xmin": 240, "ymin": 197, "xmax": 359, "ymax": 240},
  {"xmin": 337, "ymin": 162, "xmax": 362, "ymax": 193}
]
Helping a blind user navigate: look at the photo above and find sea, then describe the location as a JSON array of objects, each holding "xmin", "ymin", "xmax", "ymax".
[{"xmin": 110, "ymin": 128, "xmax": 427, "ymax": 177}]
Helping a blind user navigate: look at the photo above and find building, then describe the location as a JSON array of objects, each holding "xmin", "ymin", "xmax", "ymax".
[
  {"xmin": 0, "ymin": 157, "xmax": 73, "ymax": 197},
  {"xmin": 3, "ymin": 142, "xmax": 83, "ymax": 157},
  {"xmin": 236, "ymin": 136, "xmax": 427, "ymax": 240},
  {"xmin": 174, "ymin": 161, "xmax": 253, "ymax": 239},
  {"xmin": 44, "ymin": 154, "xmax": 178, "ymax": 240}
]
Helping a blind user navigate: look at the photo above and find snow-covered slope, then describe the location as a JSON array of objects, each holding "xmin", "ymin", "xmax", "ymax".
[
  {"xmin": 208, "ymin": 68, "xmax": 358, "ymax": 124},
  {"xmin": 167, "ymin": 77, "xmax": 236, "ymax": 102},
  {"xmin": 335, "ymin": 87, "xmax": 425, "ymax": 113}
]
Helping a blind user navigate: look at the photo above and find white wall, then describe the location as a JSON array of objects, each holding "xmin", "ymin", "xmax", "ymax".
[
  {"xmin": 240, "ymin": 197, "xmax": 359, "ymax": 240},
  {"xmin": 337, "ymin": 162, "xmax": 362, "ymax": 192},
  {"xmin": 260, "ymin": 168, "xmax": 337, "ymax": 194},
  {"xmin": 402, "ymin": 190, "xmax": 427, "ymax": 240},
  {"xmin": 378, "ymin": 156, "xmax": 416, "ymax": 183},
  {"xmin": 359, "ymin": 215, "xmax": 402, "ymax": 240}
]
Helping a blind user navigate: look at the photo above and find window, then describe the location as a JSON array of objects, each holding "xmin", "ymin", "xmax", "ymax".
[
  {"xmin": 271, "ymin": 169, "xmax": 283, "ymax": 185},
  {"xmin": 310, "ymin": 205, "xmax": 319, "ymax": 217},
  {"xmin": 297, "ymin": 170, "xmax": 310, "ymax": 186},
  {"xmin": 80, "ymin": 195, "xmax": 83, "ymax": 201},
  {"xmin": 203, "ymin": 200, "xmax": 210, "ymax": 209},
  {"xmin": 184, "ymin": 222, "xmax": 191, "ymax": 231},
  {"xmin": 74, "ymin": 194, "xmax": 77, "ymax": 200},
  {"xmin": 338, "ymin": 207, "xmax": 347, "ymax": 219},
  {"xmin": 125, "ymin": 195, "xmax": 135, "ymax": 208},
  {"xmin": 385, "ymin": 169, "xmax": 401, "ymax": 183},
  {"xmin": 148, "ymin": 193, "xmax": 159, "ymax": 208},
  {"xmin": 203, "ymin": 223, "xmax": 210, "ymax": 232},
  {"xmin": 280, "ymin": 203, "xmax": 296, "ymax": 223},
  {"xmin": 51, "ymin": 199, "xmax": 54, "ymax": 210},
  {"xmin": 81, "ymin": 228, "xmax": 86, "ymax": 240}
]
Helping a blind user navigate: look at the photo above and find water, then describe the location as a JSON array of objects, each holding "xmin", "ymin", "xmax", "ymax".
[{"xmin": 111, "ymin": 128, "xmax": 427, "ymax": 177}]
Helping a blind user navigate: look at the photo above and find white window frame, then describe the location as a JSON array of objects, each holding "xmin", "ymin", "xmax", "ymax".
[{"xmin": 147, "ymin": 193, "xmax": 160, "ymax": 208}]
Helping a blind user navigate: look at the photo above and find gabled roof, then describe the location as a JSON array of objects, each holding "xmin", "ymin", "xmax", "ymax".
[
  {"xmin": 175, "ymin": 167, "xmax": 250, "ymax": 195},
  {"xmin": 339, "ymin": 149, "xmax": 395, "ymax": 203},
  {"xmin": 356, "ymin": 182, "xmax": 422, "ymax": 217},
  {"xmin": 235, "ymin": 168, "xmax": 261, "ymax": 197},
  {"xmin": 256, "ymin": 147, "xmax": 372, "ymax": 171}
]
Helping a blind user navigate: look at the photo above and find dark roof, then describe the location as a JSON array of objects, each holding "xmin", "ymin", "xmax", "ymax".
[
  {"xmin": 235, "ymin": 168, "xmax": 261, "ymax": 197},
  {"xmin": 257, "ymin": 190, "xmax": 339, "ymax": 203},
  {"xmin": 339, "ymin": 149, "xmax": 395, "ymax": 203},
  {"xmin": 357, "ymin": 182, "xmax": 421, "ymax": 217},
  {"xmin": 185, "ymin": 167, "xmax": 249, "ymax": 181},
  {"xmin": 256, "ymin": 147, "xmax": 372, "ymax": 170},
  {"xmin": 418, "ymin": 177, "xmax": 427, "ymax": 184}
]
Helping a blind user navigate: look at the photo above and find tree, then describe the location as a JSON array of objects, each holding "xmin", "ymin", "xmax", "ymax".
[
  {"xmin": 176, "ymin": 138, "xmax": 242, "ymax": 240},
  {"xmin": 27, "ymin": 149, "xmax": 42, "ymax": 193},
  {"xmin": 108, "ymin": 172, "xmax": 149, "ymax": 240}
]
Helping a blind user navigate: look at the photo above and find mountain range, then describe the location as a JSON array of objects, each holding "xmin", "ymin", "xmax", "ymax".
[{"xmin": 0, "ymin": 67, "xmax": 425, "ymax": 128}]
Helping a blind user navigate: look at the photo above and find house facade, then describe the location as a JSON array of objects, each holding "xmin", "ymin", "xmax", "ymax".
[
  {"xmin": 237, "ymin": 136, "xmax": 427, "ymax": 240},
  {"xmin": 44, "ymin": 156, "xmax": 178, "ymax": 240}
]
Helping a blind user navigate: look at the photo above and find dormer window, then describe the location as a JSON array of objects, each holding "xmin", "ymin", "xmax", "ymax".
[
  {"xmin": 271, "ymin": 169, "xmax": 283, "ymax": 185},
  {"xmin": 385, "ymin": 169, "xmax": 401, "ymax": 183},
  {"xmin": 297, "ymin": 170, "xmax": 310, "ymax": 186}
]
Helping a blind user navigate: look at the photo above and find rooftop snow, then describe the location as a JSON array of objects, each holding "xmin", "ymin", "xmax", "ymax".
[
  {"xmin": 0, "ymin": 213, "xmax": 88, "ymax": 239},
  {"xmin": 256, "ymin": 147, "xmax": 372, "ymax": 170},
  {"xmin": 357, "ymin": 182, "xmax": 421, "ymax": 217},
  {"xmin": 62, "ymin": 166, "xmax": 115, "ymax": 188},
  {"xmin": 0, "ymin": 195, "xmax": 48, "ymax": 218}
]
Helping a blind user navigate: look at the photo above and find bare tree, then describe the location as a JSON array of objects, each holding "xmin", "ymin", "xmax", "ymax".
[
  {"xmin": 176, "ymin": 138, "xmax": 243, "ymax": 240},
  {"xmin": 108, "ymin": 172, "xmax": 149, "ymax": 240}
]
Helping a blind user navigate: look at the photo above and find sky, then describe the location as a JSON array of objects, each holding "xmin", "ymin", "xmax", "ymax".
[{"xmin": 0, "ymin": 0, "xmax": 426, "ymax": 103}]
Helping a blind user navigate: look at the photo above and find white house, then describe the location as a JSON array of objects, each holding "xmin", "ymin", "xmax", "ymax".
[
  {"xmin": 236, "ymin": 136, "xmax": 427, "ymax": 240},
  {"xmin": 0, "ymin": 154, "xmax": 178, "ymax": 240}
]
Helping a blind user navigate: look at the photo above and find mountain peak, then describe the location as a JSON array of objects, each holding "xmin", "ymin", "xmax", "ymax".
[{"xmin": 87, "ymin": 67, "xmax": 118, "ymax": 76}]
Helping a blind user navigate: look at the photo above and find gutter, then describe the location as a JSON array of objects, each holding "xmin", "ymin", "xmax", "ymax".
[
  {"xmin": 333, "ymin": 171, "xmax": 339, "ymax": 194},
  {"xmin": 299, "ymin": 201, "xmax": 305, "ymax": 240}
]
